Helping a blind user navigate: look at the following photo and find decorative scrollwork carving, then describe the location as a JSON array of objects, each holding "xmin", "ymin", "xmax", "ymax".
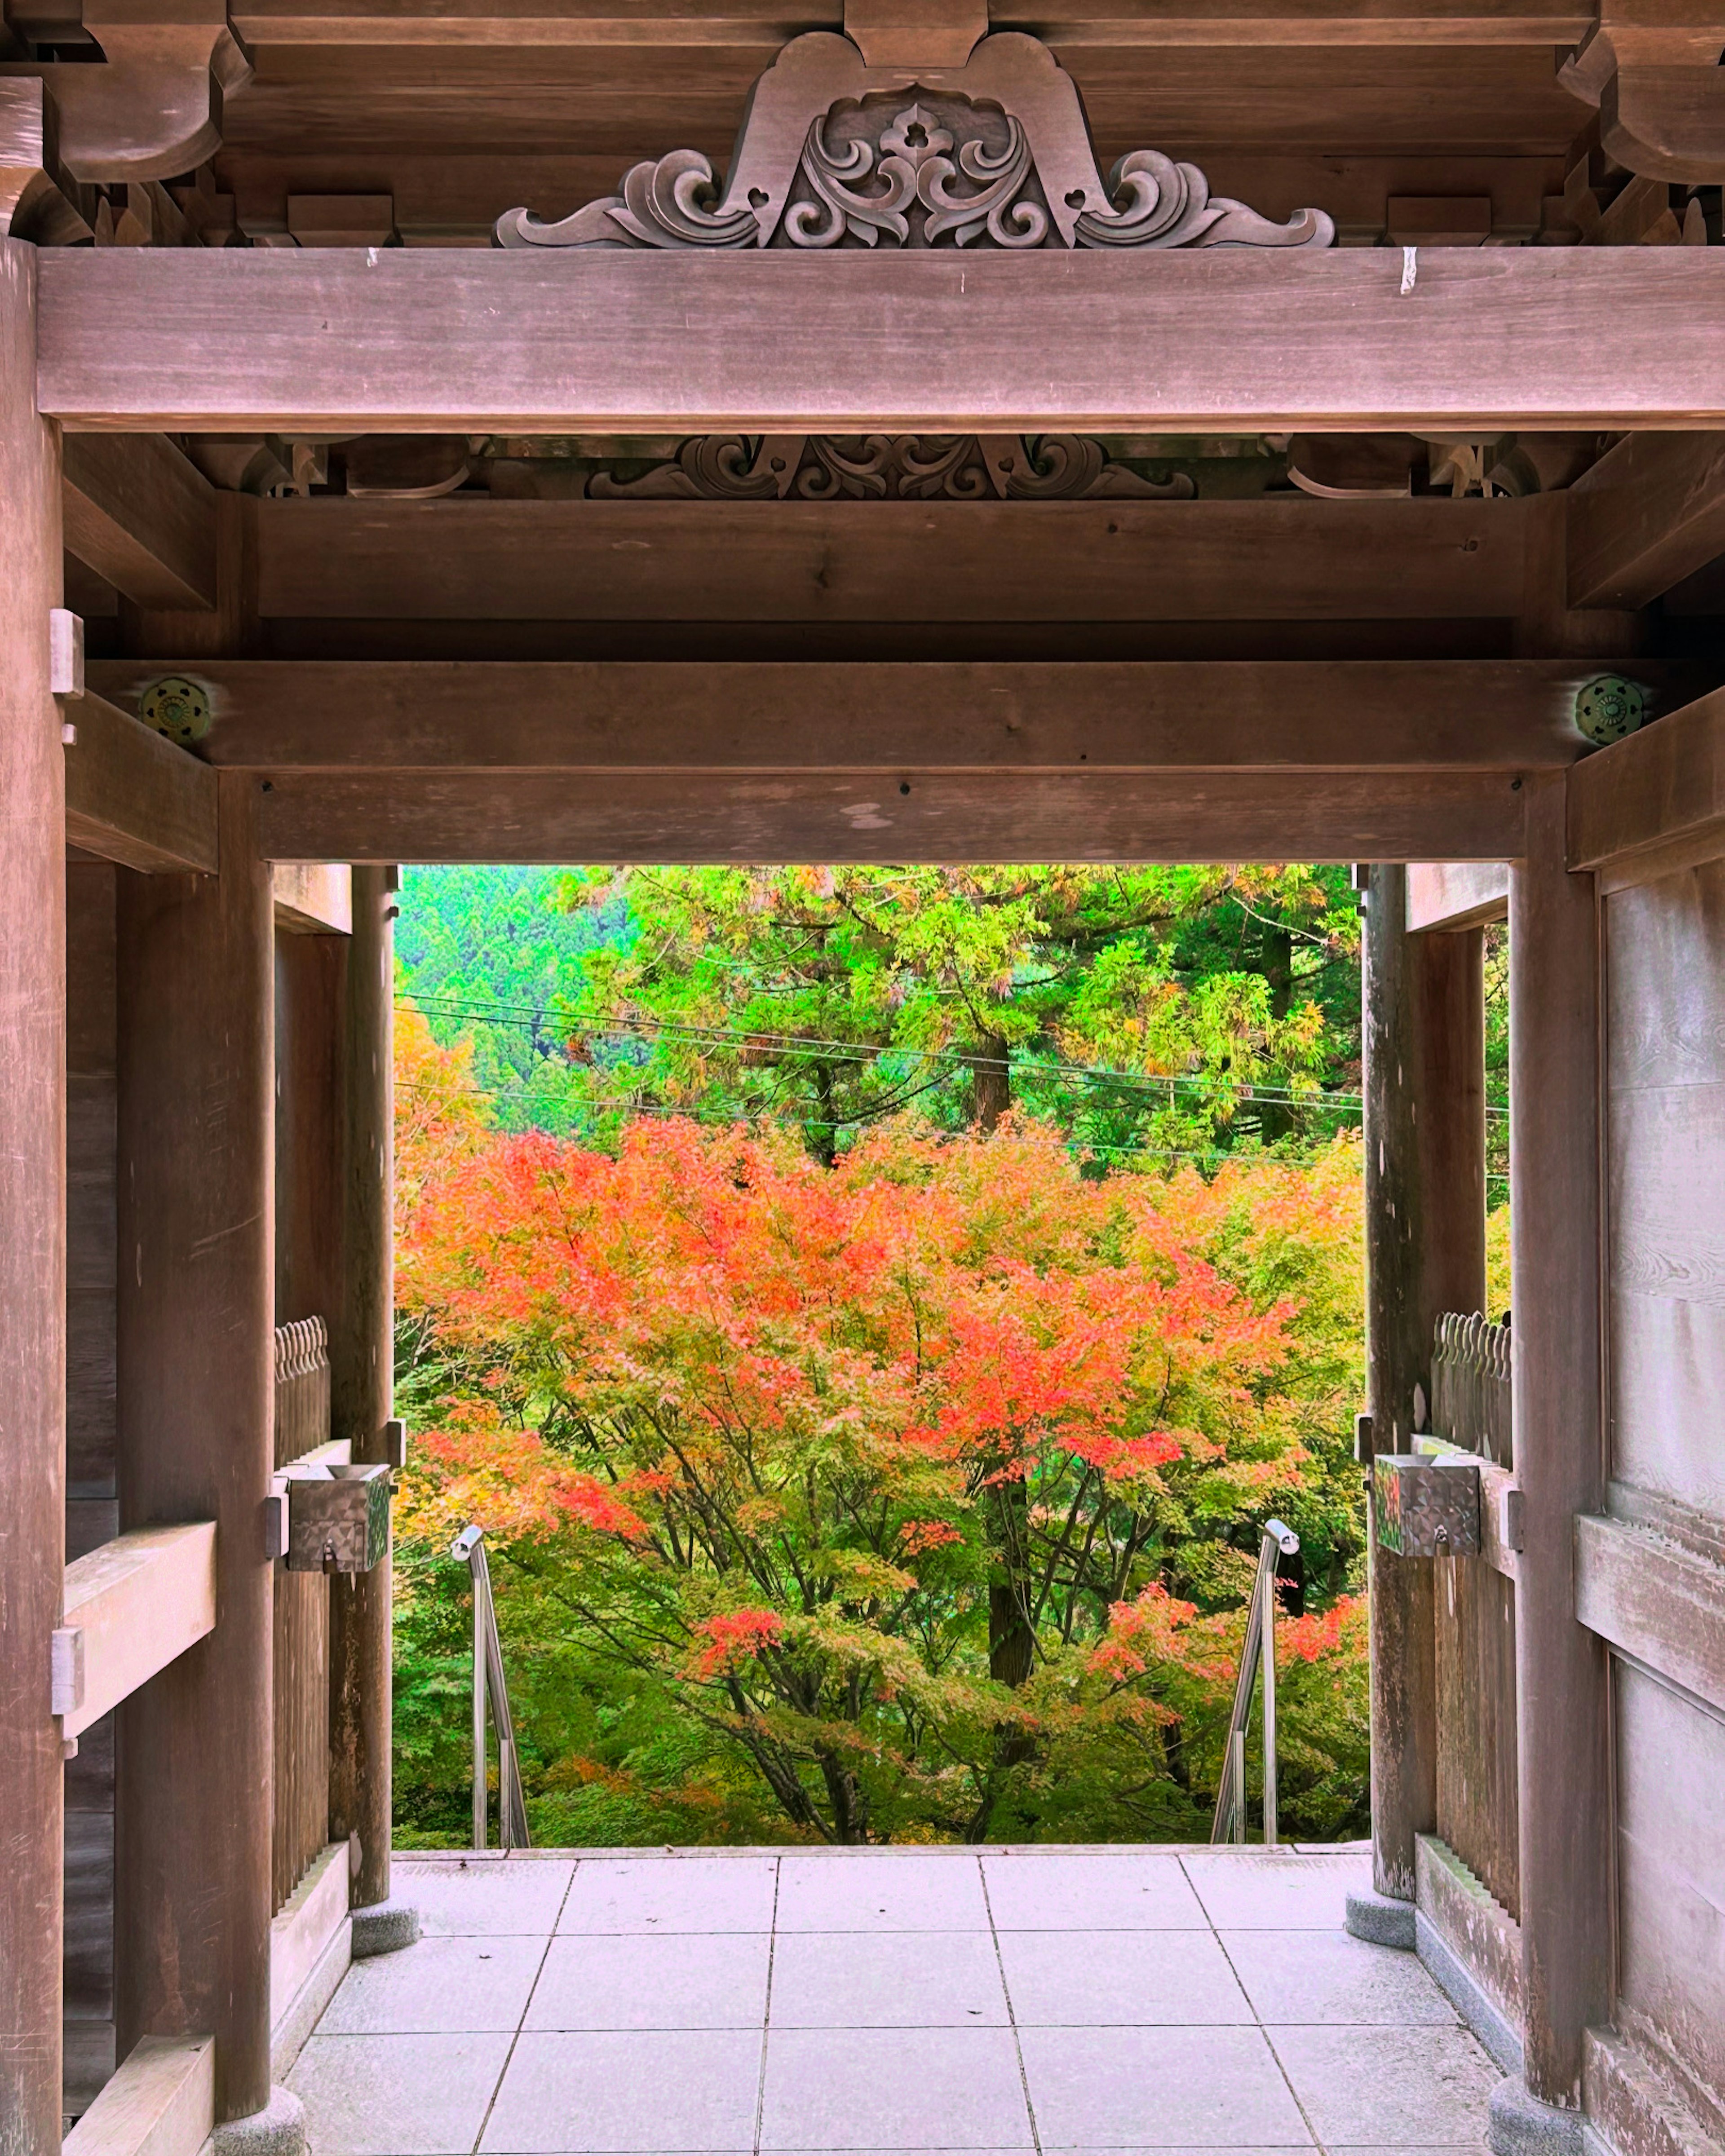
[
  {"xmin": 496, "ymin": 30, "xmax": 1332, "ymax": 253},
  {"xmin": 584, "ymin": 433, "xmax": 1199, "ymax": 502}
]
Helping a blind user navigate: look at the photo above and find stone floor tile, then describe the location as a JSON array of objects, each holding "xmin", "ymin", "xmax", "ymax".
[
  {"xmin": 320, "ymin": 1933, "xmax": 548, "ymax": 2034},
  {"xmin": 556, "ymin": 1856, "xmax": 778, "ymax": 1936},
  {"xmin": 1267, "ymin": 2024, "xmax": 1499, "ymax": 2145},
  {"xmin": 997, "ymin": 1928, "xmax": 1252, "ymax": 2027},
  {"xmin": 982, "ymin": 1851, "xmax": 1207, "ymax": 1933},
  {"xmin": 481, "ymin": 2028, "xmax": 764, "ymax": 2152},
  {"xmin": 1179, "ymin": 1851, "xmax": 1369, "ymax": 1931},
  {"xmin": 770, "ymin": 1928, "xmax": 1009, "ymax": 2027},
  {"xmin": 396, "ymin": 1858, "xmax": 575, "ymax": 1937},
  {"xmin": 1221, "ymin": 1929, "xmax": 1460, "ymax": 2026},
  {"xmin": 759, "ymin": 2025, "xmax": 1033, "ymax": 2149},
  {"xmin": 776, "ymin": 1851, "xmax": 990, "ymax": 1934},
  {"xmin": 1019, "ymin": 2023, "xmax": 1314, "ymax": 2147},
  {"xmin": 287, "ymin": 2030, "xmax": 513, "ymax": 2154},
  {"xmin": 526, "ymin": 1931, "xmax": 770, "ymax": 2029}
]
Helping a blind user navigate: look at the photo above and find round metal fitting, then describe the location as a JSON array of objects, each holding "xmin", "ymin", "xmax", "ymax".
[
  {"xmin": 137, "ymin": 674, "xmax": 212, "ymax": 747},
  {"xmin": 1574, "ymin": 675, "xmax": 1646, "ymax": 747}
]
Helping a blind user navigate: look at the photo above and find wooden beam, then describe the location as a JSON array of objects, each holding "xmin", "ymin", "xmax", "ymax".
[
  {"xmin": 64, "ymin": 692, "xmax": 219, "ymax": 875},
  {"xmin": 35, "ymin": 249, "xmax": 1725, "ymax": 435},
  {"xmin": 117, "ymin": 774, "xmax": 277, "ymax": 2125},
  {"xmin": 57, "ymin": 1523, "xmax": 218, "ymax": 1741},
  {"xmin": 61, "ymin": 433, "xmax": 217, "ymax": 613},
  {"xmin": 1407, "ymin": 860, "xmax": 1510, "ymax": 932},
  {"xmin": 1567, "ymin": 685, "xmax": 1725, "ymax": 889},
  {"xmin": 62, "ymin": 2034, "xmax": 215, "ymax": 2156},
  {"xmin": 252, "ymin": 496, "xmax": 1534, "ymax": 625},
  {"xmin": 251, "ymin": 767, "xmax": 1526, "ymax": 865},
  {"xmin": 84, "ymin": 658, "xmax": 1597, "ymax": 773},
  {"xmin": 1566, "ymin": 433, "xmax": 1725, "ymax": 610},
  {"xmin": 1602, "ymin": 64, "xmax": 1725, "ymax": 185},
  {"xmin": 1508, "ymin": 772, "xmax": 1611, "ymax": 2109},
  {"xmin": 273, "ymin": 862, "xmax": 352, "ymax": 935},
  {"xmin": 1575, "ymin": 1511, "xmax": 1725, "ymax": 1721},
  {"xmin": 0, "ymin": 234, "xmax": 66, "ymax": 2156}
]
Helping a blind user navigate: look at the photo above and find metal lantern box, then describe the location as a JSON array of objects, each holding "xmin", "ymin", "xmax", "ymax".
[
  {"xmin": 1373, "ymin": 1453, "xmax": 1482, "ymax": 1557},
  {"xmin": 285, "ymin": 1463, "xmax": 393, "ymax": 1573}
]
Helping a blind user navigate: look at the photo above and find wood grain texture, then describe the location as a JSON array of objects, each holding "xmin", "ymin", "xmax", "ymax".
[
  {"xmin": 1567, "ymin": 433, "xmax": 1725, "ymax": 614},
  {"xmin": 252, "ymin": 496, "xmax": 1533, "ymax": 625},
  {"xmin": 1576, "ymin": 1513, "xmax": 1725, "ymax": 1719},
  {"xmin": 1416, "ymin": 1832, "xmax": 1523, "ymax": 2030},
  {"xmin": 1407, "ymin": 859, "xmax": 1509, "ymax": 932},
  {"xmin": 251, "ymin": 767, "xmax": 1528, "ymax": 865},
  {"xmin": 36, "ymin": 249, "xmax": 1725, "ymax": 434},
  {"xmin": 327, "ymin": 868, "xmax": 396, "ymax": 1911},
  {"xmin": 61, "ymin": 2033, "xmax": 214, "ymax": 2156},
  {"xmin": 0, "ymin": 234, "xmax": 66, "ymax": 2155},
  {"xmin": 1569, "ymin": 687, "xmax": 1725, "ymax": 890},
  {"xmin": 61, "ymin": 1525, "xmax": 218, "ymax": 1741},
  {"xmin": 115, "ymin": 776, "xmax": 277, "ymax": 2125},
  {"xmin": 273, "ymin": 862, "xmax": 352, "ymax": 935},
  {"xmin": 1435, "ymin": 1556, "xmax": 1520, "ymax": 1920},
  {"xmin": 84, "ymin": 658, "xmax": 1596, "ymax": 773},
  {"xmin": 1612, "ymin": 1663, "xmax": 1725, "ymax": 2134},
  {"xmin": 1508, "ymin": 772, "xmax": 1610, "ymax": 2109},
  {"xmin": 64, "ymin": 693, "xmax": 219, "ymax": 877},
  {"xmin": 61, "ymin": 433, "xmax": 217, "ymax": 614}
]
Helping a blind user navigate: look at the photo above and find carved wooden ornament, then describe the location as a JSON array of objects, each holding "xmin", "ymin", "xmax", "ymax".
[{"xmin": 496, "ymin": 31, "xmax": 1333, "ymax": 253}]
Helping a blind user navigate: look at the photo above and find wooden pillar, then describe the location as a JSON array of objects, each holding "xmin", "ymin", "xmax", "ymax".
[
  {"xmin": 0, "ymin": 237, "xmax": 69, "ymax": 2155},
  {"xmin": 115, "ymin": 775, "xmax": 276, "ymax": 2125},
  {"xmin": 1508, "ymin": 775, "xmax": 1610, "ymax": 2111},
  {"xmin": 328, "ymin": 866, "xmax": 396, "ymax": 1911},
  {"xmin": 1362, "ymin": 864, "xmax": 1487, "ymax": 1902}
]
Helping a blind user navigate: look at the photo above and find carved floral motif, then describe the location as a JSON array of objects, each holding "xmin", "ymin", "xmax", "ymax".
[
  {"xmin": 496, "ymin": 32, "xmax": 1331, "ymax": 253},
  {"xmin": 586, "ymin": 433, "xmax": 1197, "ymax": 501}
]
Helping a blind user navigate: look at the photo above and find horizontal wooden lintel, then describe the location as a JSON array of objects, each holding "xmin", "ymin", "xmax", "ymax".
[
  {"xmin": 1407, "ymin": 859, "xmax": 1510, "ymax": 931},
  {"xmin": 1567, "ymin": 685, "xmax": 1725, "ymax": 889},
  {"xmin": 1575, "ymin": 1508, "xmax": 1725, "ymax": 1718},
  {"xmin": 62, "ymin": 2033, "xmax": 215, "ymax": 2156},
  {"xmin": 273, "ymin": 862, "xmax": 352, "ymax": 934},
  {"xmin": 64, "ymin": 691, "xmax": 219, "ymax": 875},
  {"xmin": 36, "ymin": 250, "xmax": 1725, "ymax": 435},
  {"xmin": 59, "ymin": 1521, "xmax": 217, "ymax": 1738}
]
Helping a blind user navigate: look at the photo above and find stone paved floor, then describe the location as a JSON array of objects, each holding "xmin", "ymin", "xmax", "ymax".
[{"xmin": 288, "ymin": 1845, "xmax": 1497, "ymax": 2155}]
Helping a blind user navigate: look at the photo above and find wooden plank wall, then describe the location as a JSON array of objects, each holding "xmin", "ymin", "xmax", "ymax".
[
  {"xmin": 271, "ymin": 1321, "xmax": 332, "ymax": 1912},
  {"xmin": 1603, "ymin": 856, "xmax": 1725, "ymax": 2135},
  {"xmin": 65, "ymin": 860, "xmax": 118, "ymax": 2121}
]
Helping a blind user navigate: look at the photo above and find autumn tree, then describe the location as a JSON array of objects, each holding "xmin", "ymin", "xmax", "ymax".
[
  {"xmin": 393, "ymin": 1111, "xmax": 1367, "ymax": 1847},
  {"xmin": 549, "ymin": 865, "xmax": 1360, "ymax": 1163}
]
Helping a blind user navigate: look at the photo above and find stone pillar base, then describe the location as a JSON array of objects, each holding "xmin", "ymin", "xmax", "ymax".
[
  {"xmin": 209, "ymin": 2086, "xmax": 308, "ymax": 2156},
  {"xmin": 351, "ymin": 1897, "xmax": 421, "ymax": 1959},
  {"xmin": 1487, "ymin": 2078, "xmax": 1587, "ymax": 2156},
  {"xmin": 1345, "ymin": 1886, "xmax": 1417, "ymax": 1948}
]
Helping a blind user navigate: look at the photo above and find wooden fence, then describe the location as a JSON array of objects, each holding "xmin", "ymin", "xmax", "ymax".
[
  {"xmin": 1430, "ymin": 1309, "xmax": 1518, "ymax": 1919},
  {"xmin": 273, "ymin": 1317, "xmax": 332, "ymax": 1911}
]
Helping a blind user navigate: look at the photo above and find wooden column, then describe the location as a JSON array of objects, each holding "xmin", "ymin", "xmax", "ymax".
[
  {"xmin": 1508, "ymin": 775, "xmax": 1610, "ymax": 2111},
  {"xmin": 1362, "ymin": 864, "xmax": 1487, "ymax": 1902},
  {"xmin": 328, "ymin": 866, "xmax": 396, "ymax": 1910},
  {"xmin": 0, "ymin": 237, "xmax": 69, "ymax": 2154},
  {"xmin": 115, "ymin": 775, "xmax": 276, "ymax": 2125}
]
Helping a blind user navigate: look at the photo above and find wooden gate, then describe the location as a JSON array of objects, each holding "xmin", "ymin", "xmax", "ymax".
[{"xmin": 273, "ymin": 1318, "xmax": 332, "ymax": 1910}]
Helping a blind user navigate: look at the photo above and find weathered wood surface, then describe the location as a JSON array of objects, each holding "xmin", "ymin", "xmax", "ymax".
[
  {"xmin": 1576, "ymin": 1513, "xmax": 1725, "ymax": 1719},
  {"xmin": 1567, "ymin": 433, "xmax": 1725, "ymax": 614},
  {"xmin": 36, "ymin": 250, "xmax": 1725, "ymax": 434},
  {"xmin": 1569, "ymin": 686, "xmax": 1725, "ymax": 894},
  {"xmin": 1605, "ymin": 859, "xmax": 1725, "ymax": 1522},
  {"xmin": 116, "ymin": 775, "xmax": 277, "ymax": 2124},
  {"xmin": 252, "ymin": 767, "xmax": 1528, "ymax": 866},
  {"xmin": 1435, "ymin": 1558, "xmax": 1521, "ymax": 1919},
  {"xmin": 1416, "ymin": 1832, "xmax": 1523, "ymax": 2030},
  {"xmin": 252, "ymin": 496, "xmax": 1534, "ymax": 625},
  {"xmin": 85, "ymin": 658, "xmax": 1596, "ymax": 772},
  {"xmin": 61, "ymin": 433, "xmax": 217, "ymax": 614},
  {"xmin": 1407, "ymin": 860, "xmax": 1509, "ymax": 932},
  {"xmin": 328, "ymin": 867, "xmax": 397, "ymax": 1912},
  {"xmin": 61, "ymin": 2033, "xmax": 215, "ymax": 2156},
  {"xmin": 64, "ymin": 691, "xmax": 219, "ymax": 876},
  {"xmin": 61, "ymin": 1524, "xmax": 219, "ymax": 1741},
  {"xmin": 0, "ymin": 234, "xmax": 66, "ymax": 2153},
  {"xmin": 1509, "ymin": 772, "xmax": 1610, "ymax": 2110},
  {"xmin": 274, "ymin": 862, "xmax": 352, "ymax": 936}
]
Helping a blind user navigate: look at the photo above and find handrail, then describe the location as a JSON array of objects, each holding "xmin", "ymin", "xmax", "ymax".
[
  {"xmin": 1210, "ymin": 1518, "xmax": 1300, "ymax": 1848},
  {"xmin": 451, "ymin": 1524, "xmax": 531, "ymax": 1851}
]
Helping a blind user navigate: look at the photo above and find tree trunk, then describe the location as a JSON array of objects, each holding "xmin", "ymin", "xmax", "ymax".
[{"xmin": 968, "ymin": 1034, "xmax": 1012, "ymax": 1133}]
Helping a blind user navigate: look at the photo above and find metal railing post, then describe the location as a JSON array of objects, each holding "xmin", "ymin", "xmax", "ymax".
[
  {"xmin": 451, "ymin": 1523, "xmax": 531, "ymax": 1851},
  {"xmin": 1211, "ymin": 1518, "xmax": 1300, "ymax": 1847}
]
